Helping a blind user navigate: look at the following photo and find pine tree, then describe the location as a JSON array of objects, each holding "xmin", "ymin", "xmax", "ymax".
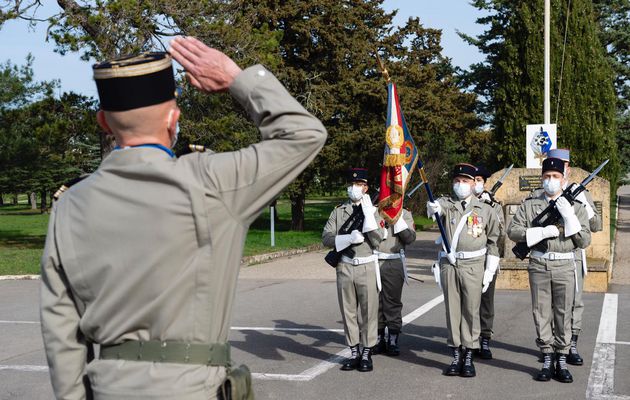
[{"xmin": 461, "ymin": 0, "xmax": 619, "ymax": 185}]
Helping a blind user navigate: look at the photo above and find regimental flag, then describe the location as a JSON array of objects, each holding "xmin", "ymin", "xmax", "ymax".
[{"xmin": 378, "ymin": 82, "xmax": 419, "ymax": 224}]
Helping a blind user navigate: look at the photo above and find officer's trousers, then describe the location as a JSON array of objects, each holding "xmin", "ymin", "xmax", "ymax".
[
  {"xmin": 572, "ymin": 254, "xmax": 585, "ymax": 335},
  {"xmin": 480, "ymin": 271, "xmax": 497, "ymax": 339},
  {"xmin": 440, "ymin": 258, "xmax": 484, "ymax": 349},
  {"xmin": 528, "ymin": 262, "xmax": 575, "ymax": 354},
  {"xmin": 378, "ymin": 259, "xmax": 405, "ymax": 332},
  {"xmin": 336, "ymin": 262, "xmax": 379, "ymax": 347}
]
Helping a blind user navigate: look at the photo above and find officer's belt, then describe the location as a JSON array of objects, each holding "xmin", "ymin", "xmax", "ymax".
[
  {"xmin": 341, "ymin": 254, "xmax": 379, "ymax": 265},
  {"xmin": 530, "ymin": 251, "xmax": 575, "ymax": 261},
  {"xmin": 99, "ymin": 340, "xmax": 230, "ymax": 366},
  {"xmin": 439, "ymin": 248, "xmax": 487, "ymax": 260},
  {"xmin": 373, "ymin": 250, "xmax": 402, "ymax": 260}
]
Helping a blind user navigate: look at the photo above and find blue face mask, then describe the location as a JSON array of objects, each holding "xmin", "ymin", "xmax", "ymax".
[{"xmin": 543, "ymin": 177, "xmax": 562, "ymax": 196}]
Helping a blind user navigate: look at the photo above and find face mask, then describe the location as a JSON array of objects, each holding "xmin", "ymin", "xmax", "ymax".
[
  {"xmin": 453, "ymin": 182, "xmax": 472, "ymax": 200},
  {"xmin": 474, "ymin": 181, "xmax": 484, "ymax": 195},
  {"xmin": 543, "ymin": 177, "xmax": 562, "ymax": 196},
  {"xmin": 347, "ymin": 185, "xmax": 364, "ymax": 202}
]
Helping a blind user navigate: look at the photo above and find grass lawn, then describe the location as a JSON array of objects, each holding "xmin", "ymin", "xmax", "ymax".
[{"xmin": 0, "ymin": 200, "xmax": 434, "ymax": 275}]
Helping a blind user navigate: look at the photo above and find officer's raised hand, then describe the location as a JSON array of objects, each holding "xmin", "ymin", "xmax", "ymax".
[{"xmin": 169, "ymin": 36, "xmax": 242, "ymax": 92}]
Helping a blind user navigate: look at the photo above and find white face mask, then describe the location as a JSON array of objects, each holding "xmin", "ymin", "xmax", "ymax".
[
  {"xmin": 543, "ymin": 177, "xmax": 562, "ymax": 196},
  {"xmin": 474, "ymin": 181, "xmax": 484, "ymax": 195},
  {"xmin": 347, "ymin": 185, "xmax": 364, "ymax": 202},
  {"xmin": 453, "ymin": 182, "xmax": 472, "ymax": 200}
]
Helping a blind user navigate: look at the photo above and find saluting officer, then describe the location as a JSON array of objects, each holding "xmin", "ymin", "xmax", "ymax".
[
  {"xmin": 40, "ymin": 37, "xmax": 327, "ymax": 400},
  {"xmin": 546, "ymin": 149, "xmax": 602, "ymax": 366},
  {"xmin": 473, "ymin": 165, "xmax": 505, "ymax": 359},
  {"xmin": 507, "ymin": 157, "xmax": 591, "ymax": 383},
  {"xmin": 373, "ymin": 208, "xmax": 417, "ymax": 356},
  {"xmin": 427, "ymin": 163, "xmax": 501, "ymax": 378},
  {"xmin": 322, "ymin": 168, "xmax": 383, "ymax": 372}
]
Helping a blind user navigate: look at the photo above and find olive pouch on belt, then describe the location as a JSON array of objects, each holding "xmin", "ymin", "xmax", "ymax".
[{"xmin": 220, "ymin": 364, "xmax": 254, "ymax": 400}]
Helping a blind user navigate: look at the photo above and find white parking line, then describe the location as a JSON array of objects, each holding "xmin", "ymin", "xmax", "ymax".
[
  {"xmin": 252, "ymin": 294, "xmax": 444, "ymax": 381},
  {"xmin": 1, "ymin": 295, "xmax": 445, "ymax": 383},
  {"xmin": 586, "ymin": 293, "xmax": 630, "ymax": 400}
]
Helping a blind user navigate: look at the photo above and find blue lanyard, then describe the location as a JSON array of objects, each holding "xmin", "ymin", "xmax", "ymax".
[{"xmin": 114, "ymin": 144, "xmax": 175, "ymax": 158}]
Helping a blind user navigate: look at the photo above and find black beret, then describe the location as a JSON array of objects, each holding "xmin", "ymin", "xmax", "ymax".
[
  {"xmin": 452, "ymin": 163, "xmax": 476, "ymax": 180},
  {"xmin": 93, "ymin": 52, "xmax": 176, "ymax": 111},
  {"xmin": 542, "ymin": 157, "xmax": 565, "ymax": 175},
  {"xmin": 347, "ymin": 168, "xmax": 368, "ymax": 183}
]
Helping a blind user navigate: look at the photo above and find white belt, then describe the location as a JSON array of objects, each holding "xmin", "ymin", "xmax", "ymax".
[
  {"xmin": 373, "ymin": 250, "xmax": 408, "ymax": 285},
  {"xmin": 439, "ymin": 248, "xmax": 487, "ymax": 260},
  {"xmin": 530, "ymin": 251, "xmax": 575, "ymax": 260},
  {"xmin": 341, "ymin": 254, "xmax": 381, "ymax": 292},
  {"xmin": 373, "ymin": 251, "xmax": 401, "ymax": 260}
]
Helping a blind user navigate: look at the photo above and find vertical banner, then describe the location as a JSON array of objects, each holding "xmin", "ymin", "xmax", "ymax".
[{"xmin": 526, "ymin": 123, "xmax": 557, "ymax": 168}]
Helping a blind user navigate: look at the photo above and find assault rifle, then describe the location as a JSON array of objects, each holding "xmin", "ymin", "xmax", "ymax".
[
  {"xmin": 324, "ymin": 206, "xmax": 365, "ymax": 267},
  {"xmin": 512, "ymin": 159, "xmax": 608, "ymax": 260}
]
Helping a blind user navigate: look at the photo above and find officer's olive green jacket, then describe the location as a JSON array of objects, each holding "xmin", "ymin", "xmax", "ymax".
[
  {"xmin": 507, "ymin": 191, "xmax": 591, "ymax": 267},
  {"xmin": 377, "ymin": 209, "xmax": 416, "ymax": 253},
  {"xmin": 40, "ymin": 65, "xmax": 327, "ymax": 400},
  {"xmin": 322, "ymin": 201, "xmax": 383, "ymax": 258}
]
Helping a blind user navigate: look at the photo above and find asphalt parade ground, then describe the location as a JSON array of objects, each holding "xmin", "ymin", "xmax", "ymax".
[{"xmin": 1, "ymin": 186, "xmax": 630, "ymax": 399}]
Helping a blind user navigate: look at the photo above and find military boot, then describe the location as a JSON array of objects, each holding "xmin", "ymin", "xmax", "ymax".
[
  {"xmin": 554, "ymin": 353, "xmax": 573, "ymax": 383},
  {"xmin": 373, "ymin": 329, "xmax": 387, "ymax": 355},
  {"xmin": 460, "ymin": 348, "xmax": 476, "ymax": 378},
  {"xmin": 444, "ymin": 346, "xmax": 462, "ymax": 376},
  {"xmin": 358, "ymin": 346, "xmax": 373, "ymax": 372},
  {"xmin": 340, "ymin": 345, "xmax": 360, "ymax": 371},
  {"xmin": 387, "ymin": 330, "xmax": 400, "ymax": 357},
  {"xmin": 535, "ymin": 353, "xmax": 554, "ymax": 381},
  {"xmin": 479, "ymin": 336, "xmax": 493, "ymax": 360},
  {"xmin": 567, "ymin": 335, "xmax": 584, "ymax": 366}
]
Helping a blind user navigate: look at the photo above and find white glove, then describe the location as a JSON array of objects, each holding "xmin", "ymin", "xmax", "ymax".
[
  {"xmin": 480, "ymin": 192, "xmax": 492, "ymax": 202},
  {"xmin": 482, "ymin": 255, "xmax": 500, "ymax": 293},
  {"xmin": 335, "ymin": 234, "xmax": 352, "ymax": 251},
  {"xmin": 393, "ymin": 216, "xmax": 408, "ymax": 234},
  {"xmin": 361, "ymin": 194, "xmax": 378, "ymax": 232},
  {"xmin": 426, "ymin": 201, "xmax": 442, "ymax": 219},
  {"xmin": 350, "ymin": 230, "xmax": 365, "ymax": 244},
  {"xmin": 556, "ymin": 196, "xmax": 581, "ymax": 236},
  {"xmin": 576, "ymin": 192, "xmax": 595, "ymax": 219},
  {"xmin": 556, "ymin": 196, "xmax": 575, "ymax": 219},
  {"xmin": 526, "ymin": 225, "xmax": 559, "ymax": 247},
  {"xmin": 432, "ymin": 262, "xmax": 442, "ymax": 291}
]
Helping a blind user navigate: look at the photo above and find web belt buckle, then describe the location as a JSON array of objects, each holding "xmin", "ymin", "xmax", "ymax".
[
  {"xmin": 352, "ymin": 259, "xmax": 360, "ymax": 266},
  {"xmin": 548, "ymin": 253, "xmax": 556, "ymax": 261},
  {"xmin": 457, "ymin": 252, "xmax": 465, "ymax": 259}
]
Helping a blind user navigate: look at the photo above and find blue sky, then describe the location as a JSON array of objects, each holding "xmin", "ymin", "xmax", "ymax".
[{"xmin": 0, "ymin": 1, "xmax": 487, "ymax": 99}]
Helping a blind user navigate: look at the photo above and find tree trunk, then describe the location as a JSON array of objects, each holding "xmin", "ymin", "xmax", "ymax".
[
  {"xmin": 290, "ymin": 191, "xmax": 305, "ymax": 231},
  {"xmin": 0, "ymin": 194, "xmax": 4, "ymax": 206},
  {"xmin": 12, "ymin": 194, "xmax": 17, "ymax": 205},
  {"xmin": 40, "ymin": 190, "xmax": 47, "ymax": 212},
  {"xmin": 30, "ymin": 192, "xmax": 37, "ymax": 210}
]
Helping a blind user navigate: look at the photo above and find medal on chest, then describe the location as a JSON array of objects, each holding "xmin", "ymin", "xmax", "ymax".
[{"xmin": 467, "ymin": 212, "xmax": 484, "ymax": 238}]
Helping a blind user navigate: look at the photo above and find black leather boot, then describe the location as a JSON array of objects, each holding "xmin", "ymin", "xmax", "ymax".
[
  {"xmin": 567, "ymin": 335, "xmax": 584, "ymax": 366},
  {"xmin": 358, "ymin": 346, "xmax": 373, "ymax": 372},
  {"xmin": 387, "ymin": 330, "xmax": 400, "ymax": 357},
  {"xmin": 373, "ymin": 329, "xmax": 387, "ymax": 355},
  {"xmin": 536, "ymin": 353, "xmax": 554, "ymax": 381},
  {"xmin": 340, "ymin": 345, "xmax": 360, "ymax": 371},
  {"xmin": 444, "ymin": 346, "xmax": 462, "ymax": 376},
  {"xmin": 460, "ymin": 348, "xmax": 476, "ymax": 377},
  {"xmin": 479, "ymin": 336, "xmax": 493, "ymax": 360},
  {"xmin": 554, "ymin": 353, "xmax": 573, "ymax": 383}
]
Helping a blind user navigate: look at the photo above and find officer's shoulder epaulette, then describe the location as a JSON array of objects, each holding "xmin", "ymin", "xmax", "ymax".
[
  {"xmin": 481, "ymin": 198, "xmax": 496, "ymax": 207},
  {"xmin": 53, "ymin": 175, "xmax": 89, "ymax": 201}
]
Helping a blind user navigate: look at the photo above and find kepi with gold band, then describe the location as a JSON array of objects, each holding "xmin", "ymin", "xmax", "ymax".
[{"xmin": 93, "ymin": 52, "xmax": 176, "ymax": 111}]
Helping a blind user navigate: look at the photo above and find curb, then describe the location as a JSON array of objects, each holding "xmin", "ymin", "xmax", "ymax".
[
  {"xmin": 241, "ymin": 244, "xmax": 324, "ymax": 266},
  {"xmin": 1, "ymin": 246, "xmax": 327, "ymax": 280}
]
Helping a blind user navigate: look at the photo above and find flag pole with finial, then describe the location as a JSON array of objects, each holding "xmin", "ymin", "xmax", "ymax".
[{"xmin": 375, "ymin": 50, "xmax": 453, "ymax": 261}]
